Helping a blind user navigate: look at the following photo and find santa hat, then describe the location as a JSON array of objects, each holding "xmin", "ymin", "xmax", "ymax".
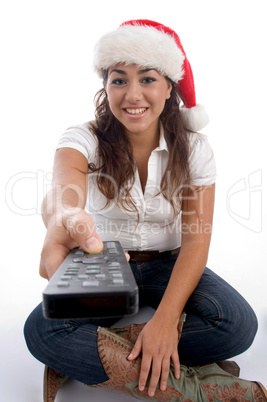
[{"xmin": 93, "ymin": 19, "xmax": 209, "ymax": 132}]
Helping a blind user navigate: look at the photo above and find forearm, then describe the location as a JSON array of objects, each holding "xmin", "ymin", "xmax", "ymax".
[
  {"xmin": 41, "ymin": 148, "xmax": 89, "ymax": 229},
  {"xmin": 155, "ymin": 184, "xmax": 215, "ymax": 323},
  {"xmin": 154, "ymin": 237, "xmax": 210, "ymax": 324}
]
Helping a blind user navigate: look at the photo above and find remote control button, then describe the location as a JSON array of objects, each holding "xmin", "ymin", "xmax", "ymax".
[
  {"xmin": 108, "ymin": 268, "xmax": 121, "ymax": 272},
  {"xmin": 82, "ymin": 259, "xmax": 105, "ymax": 264},
  {"xmin": 84, "ymin": 253, "xmax": 104, "ymax": 259},
  {"xmin": 108, "ymin": 248, "xmax": 118, "ymax": 254},
  {"xmin": 61, "ymin": 275, "xmax": 73, "ymax": 280},
  {"xmin": 112, "ymin": 273, "xmax": 123, "ymax": 278},
  {"xmin": 66, "ymin": 268, "xmax": 80, "ymax": 272},
  {"xmin": 86, "ymin": 265, "xmax": 101, "ymax": 270},
  {"xmin": 73, "ymin": 258, "xmax": 83, "ymax": 263},
  {"xmin": 95, "ymin": 274, "xmax": 106, "ymax": 279},
  {"xmin": 64, "ymin": 271, "xmax": 78, "ymax": 276},
  {"xmin": 106, "ymin": 242, "xmax": 116, "ymax": 248},
  {"xmin": 112, "ymin": 278, "xmax": 124, "ymax": 284},
  {"xmin": 75, "ymin": 249, "xmax": 84, "ymax": 256},
  {"xmin": 78, "ymin": 275, "xmax": 89, "ymax": 280},
  {"xmin": 108, "ymin": 262, "xmax": 120, "ymax": 267},
  {"xmin": 82, "ymin": 281, "xmax": 100, "ymax": 287},
  {"xmin": 85, "ymin": 269, "xmax": 101, "ymax": 274},
  {"xmin": 57, "ymin": 281, "xmax": 70, "ymax": 287}
]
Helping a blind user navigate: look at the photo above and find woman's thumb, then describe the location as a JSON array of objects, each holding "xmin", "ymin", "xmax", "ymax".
[
  {"xmin": 84, "ymin": 233, "xmax": 103, "ymax": 254},
  {"xmin": 64, "ymin": 210, "xmax": 103, "ymax": 254}
]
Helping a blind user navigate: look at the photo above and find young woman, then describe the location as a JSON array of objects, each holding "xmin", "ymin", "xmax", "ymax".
[{"xmin": 24, "ymin": 20, "xmax": 266, "ymax": 401}]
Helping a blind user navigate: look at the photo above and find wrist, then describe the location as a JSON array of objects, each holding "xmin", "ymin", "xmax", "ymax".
[
  {"xmin": 42, "ymin": 187, "xmax": 86, "ymax": 228},
  {"xmin": 153, "ymin": 305, "xmax": 181, "ymax": 328}
]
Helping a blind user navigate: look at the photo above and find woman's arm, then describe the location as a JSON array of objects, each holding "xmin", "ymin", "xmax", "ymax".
[
  {"xmin": 42, "ymin": 147, "xmax": 89, "ymax": 227},
  {"xmin": 128, "ymin": 183, "xmax": 215, "ymax": 397},
  {"xmin": 155, "ymin": 183, "xmax": 215, "ymax": 322},
  {"xmin": 39, "ymin": 148, "xmax": 103, "ymax": 280}
]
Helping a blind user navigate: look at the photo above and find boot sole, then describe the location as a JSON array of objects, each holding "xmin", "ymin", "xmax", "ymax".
[{"xmin": 253, "ymin": 381, "xmax": 267, "ymax": 399}]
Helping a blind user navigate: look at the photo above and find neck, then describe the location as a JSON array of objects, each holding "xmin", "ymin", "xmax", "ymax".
[{"xmin": 125, "ymin": 121, "xmax": 160, "ymax": 152}]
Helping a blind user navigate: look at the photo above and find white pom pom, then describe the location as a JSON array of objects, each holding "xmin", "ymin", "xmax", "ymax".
[{"xmin": 180, "ymin": 104, "xmax": 209, "ymax": 131}]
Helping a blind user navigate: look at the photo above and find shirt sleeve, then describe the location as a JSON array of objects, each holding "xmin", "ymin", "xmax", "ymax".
[
  {"xmin": 188, "ymin": 133, "xmax": 216, "ymax": 186},
  {"xmin": 56, "ymin": 123, "xmax": 98, "ymax": 160}
]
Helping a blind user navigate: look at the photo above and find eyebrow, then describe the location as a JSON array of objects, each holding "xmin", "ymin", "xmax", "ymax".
[{"xmin": 110, "ymin": 68, "xmax": 155, "ymax": 75}]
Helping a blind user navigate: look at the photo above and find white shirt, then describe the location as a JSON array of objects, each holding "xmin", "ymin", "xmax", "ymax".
[{"xmin": 57, "ymin": 122, "xmax": 216, "ymax": 252}]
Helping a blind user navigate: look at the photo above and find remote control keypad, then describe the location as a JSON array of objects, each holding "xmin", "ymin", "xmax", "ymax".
[
  {"xmin": 56, "ymin": 243, "xmax": 127, "ymax": 288},
  {"xmin": 42, "ymin": 241, "xmax": 139, "ymax": 319}
]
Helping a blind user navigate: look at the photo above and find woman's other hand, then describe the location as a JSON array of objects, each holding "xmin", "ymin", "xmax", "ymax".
[{"xmin": 127, "ymin": 315, "xmax": 180, "ymax": 397}]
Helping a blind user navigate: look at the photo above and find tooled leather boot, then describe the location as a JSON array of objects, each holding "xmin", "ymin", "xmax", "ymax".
[
  {"xmin": 93, "ymin": 324, "xmax": 267, "ymax": 401},
  {"xmin": 112, "ymin": 315, "xmax": 240, "ymax": 378},
  {"xmin": 43, "ymin": 365, "xmax": 70, "ymax": 402},
  {"xmin": 89, "ymin": 313, "xmax": 186, "ymax": 398}
]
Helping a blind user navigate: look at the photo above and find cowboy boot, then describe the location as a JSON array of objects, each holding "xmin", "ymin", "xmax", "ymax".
[
  {"xmin": 89, "ymin": 313, "xmax": 186, "ymax": 398},
  {"xmin": 216, "ymin": 360, "xmax": 240, "ymax": 377},
  {"xmin": 41, "ymin": 317, "xmax": 181, "ymax": 402},
  {"xmin": 92, "ymin": 325, "xmax": 267, "ymax": 401},
  {"xmin": 43, "ymin": 365, "xmax": 70, "ymax": 402},
  {"xmin": 41, "ymin": 315, "xmax": 185, "ymax": 402},
  {"xmin": 112, "ymin": 314, "xmax": 240, "ymax": 378}
]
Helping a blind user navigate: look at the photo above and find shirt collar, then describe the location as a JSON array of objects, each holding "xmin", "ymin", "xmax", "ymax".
[{"xmin": 154, "ymin": 122, "xmax": 168, "ymax": 152}]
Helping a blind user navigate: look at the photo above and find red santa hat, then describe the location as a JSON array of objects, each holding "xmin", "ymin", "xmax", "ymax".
[{"xmin": 93, "ymin": 19, "xmax": 209, "ymax": 132}]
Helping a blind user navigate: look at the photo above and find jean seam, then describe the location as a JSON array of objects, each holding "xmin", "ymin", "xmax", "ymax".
[
  {"xmin": 64, "ymin": 320, "xmax": 97, "ymax": 336},
  {"xmin": 136, "ymin": 262, "xmax": 146, "ymax": 270},
  {"xmin": 76, "ymin": 328, "xmax": 97, "ymax": 335},
  {"xmin": 183, "ymin": 290, "xmax": 224, "ymax": 333}
]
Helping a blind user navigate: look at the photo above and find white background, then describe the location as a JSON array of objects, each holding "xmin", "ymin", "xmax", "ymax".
[{"xmin": 1, "ymin": 0, "xmax": 266, "ymax": 400}]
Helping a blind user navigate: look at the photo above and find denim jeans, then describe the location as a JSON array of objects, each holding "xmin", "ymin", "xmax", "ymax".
[{"xmin": 24, "ymin": 255, "xmax": 258, "ymax": 385}]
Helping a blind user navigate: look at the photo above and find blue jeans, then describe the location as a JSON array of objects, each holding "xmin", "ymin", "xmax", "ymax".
[{"xmin": 24, "ymin": 256, "xmax": 258, "ymax": 385}]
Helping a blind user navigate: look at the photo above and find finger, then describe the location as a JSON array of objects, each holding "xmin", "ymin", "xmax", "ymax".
[
  {"xmin": 64, "ymin": 210, "xmax": 103, "ymax": 253},
  {"xmin": 84, "ymin": 233, "xmax": 103, "ymax": 254},
  {"xmin": 159, "ymin": 356, "xmax": 170, "ymax": 391},
  {"xmin": 128, "ymin": 337, "xmax": 142, "ymax": 360},
  {"xmin": 125, "ymin": 253, "xmax": 130, "ymax": 261},
  {"xmin": 139, "ymin": 354, "xmax": 152, "ymax": 392},
  {"xmin": 172, "ymin": 350, "xmax": 181, "ymax": 379},
  {"xmin": 147, "ymin": 357, "xmax": 164, "ymax": 397}
]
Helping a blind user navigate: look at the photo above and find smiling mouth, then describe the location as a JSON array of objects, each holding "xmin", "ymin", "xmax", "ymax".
[{"xmin": 125, "ymin": 107, "xmax": 147, "ymax": 115}]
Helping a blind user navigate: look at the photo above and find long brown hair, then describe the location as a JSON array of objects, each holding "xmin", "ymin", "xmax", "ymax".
[{"xmin": 89, "ymin": 79, "xmax": 190, "ymax": 217}]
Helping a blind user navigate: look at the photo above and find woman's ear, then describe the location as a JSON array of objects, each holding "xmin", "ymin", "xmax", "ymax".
[{"xmin": 166, "ymin": 80, "xmax": 173, "ymax": 100}]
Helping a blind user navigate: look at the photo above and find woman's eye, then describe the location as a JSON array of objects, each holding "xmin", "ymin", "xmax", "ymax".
[
  {"xmin": 112, "ymin": 79, "xmax": 126, "ymax": 85},
  {"xmin": 142, "ymin": 77, "xmax": 156, "ymax": 84}
]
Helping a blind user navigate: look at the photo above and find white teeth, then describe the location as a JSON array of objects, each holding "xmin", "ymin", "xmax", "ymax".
[{"xmin": 126, "ymin": 108, "xmax": 146, "ymax": 114}]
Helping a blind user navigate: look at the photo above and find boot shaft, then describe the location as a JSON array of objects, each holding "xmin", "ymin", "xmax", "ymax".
[{"xmin": 96, "ymin": 326, "xmax": 267, "ymax": 401}]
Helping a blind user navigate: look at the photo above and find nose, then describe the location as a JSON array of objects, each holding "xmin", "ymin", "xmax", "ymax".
[{"xmin": 125, "ymin": 81, "xmax": 142, "ymax": 103}]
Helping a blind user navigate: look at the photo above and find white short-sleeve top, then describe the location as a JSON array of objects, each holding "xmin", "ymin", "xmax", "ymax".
[{"xmin": 56, "ymin": 122, "xmax": 216, "ymax": 252}]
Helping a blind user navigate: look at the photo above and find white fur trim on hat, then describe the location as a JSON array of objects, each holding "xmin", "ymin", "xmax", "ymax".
[
  {"xmin": 93, "ymin": 25, "xmax": 185, "ymax": 83},
  {"xmin": 180, "ymin": 104, "xmax": 209, "ymax": 132}
]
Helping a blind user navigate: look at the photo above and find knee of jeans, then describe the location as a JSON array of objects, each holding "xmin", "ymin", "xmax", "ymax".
[
  {"xmin": 239, "ymin": 307, "xmax": 258, "ymax": 351},
  {"xmin": 24, "ymin": 303, "xmax": 46, "ymax": 357},
  {"xmin": 223, "ymin": 301, "xmax": 258, "ymax": 356},
  {"xmin": 24, "ymin": 307, "xmax": 38, "ymax": 346}
]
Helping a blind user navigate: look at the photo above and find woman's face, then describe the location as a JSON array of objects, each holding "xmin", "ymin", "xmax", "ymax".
[{"xmin": 105, "ymin": 64, "xmax": 172, "ymax": 139}]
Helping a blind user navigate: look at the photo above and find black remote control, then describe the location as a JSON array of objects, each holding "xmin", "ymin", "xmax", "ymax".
[{"xmin": 42, "ymin": 241, "xmax": 139, "ymax": 319}]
